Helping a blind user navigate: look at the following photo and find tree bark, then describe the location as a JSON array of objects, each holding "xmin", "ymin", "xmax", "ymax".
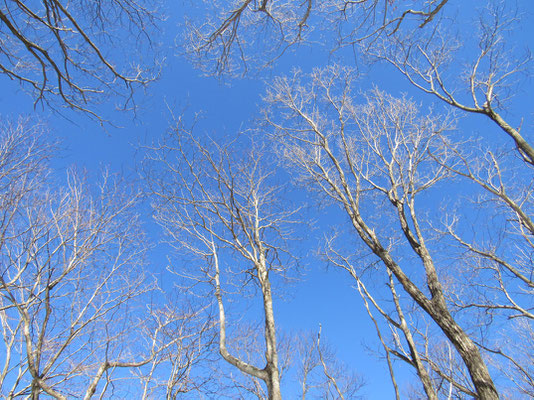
[
  {"xmin": 258, "ymin": 255, "xmax": 282, "ymax": 400},
  {"xmin": 348, "ymin": 212, "xmax": 499, "ymax": 399}
]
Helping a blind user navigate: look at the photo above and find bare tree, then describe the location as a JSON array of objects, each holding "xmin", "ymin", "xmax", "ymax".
[
  {"xmin": 324, "ymin": 237, "xmax": 478, "ymax": 399},
  {"xmin": 295, "ymin": 327, "xmax": 364, "ymax": 400},
  {"xmin": 178, "ymin": 1, "xmax": 532, "ymax": 398},
  {"xmin": 186, "ymin": 1, "xmax": 532, "ymax": 171},
  {"xmin": 0, "ymin": 0, "xmax": 160, "ymax": 118},
  {"xmin": 362, "ymin": 7, "xmax": 534, "ymax": 364},
  {"xmin": 263, "ymin": 66, "xmax": 515, "ymax": 398},
  {"xmin": 206, "ymin": 322, "xmax": 363, "ymax": 399},
  {"xmin": 183, "ymin": 0, "xmax": 451, "ymax": 77},
  {"xmin": 196, "ymin": 322, "xmax": 291, "ymax": 399},
  {"xmin": 0, "ymin": 119, "xmax": 209, "ymax": 399},
  {"xmin": 324, "ymin": 239, "xmax": 439, "ymax": 399},
  {"xmin": 145, "ymin": 123, "xmax": 302, "ymax": 399},
  {"xmin": 137, "ymin": 299, "xmax": 217, "ymax": 399},
  {"xmin": 183, "ymin": 0, "xmax": 314, "ymax": 77},
  {"xmin": 365, "ymin": 2, "xmax": 533, "ymax": 166}
]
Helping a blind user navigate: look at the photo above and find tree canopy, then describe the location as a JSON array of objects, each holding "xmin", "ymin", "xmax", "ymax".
[{"xmin": 0, "ymin": 1, "xmax": 533, "ymax": 398}]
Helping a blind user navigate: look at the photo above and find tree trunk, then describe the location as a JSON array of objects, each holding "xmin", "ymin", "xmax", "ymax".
[
  {"xmin": 258, "ymin": 256, "xmax": 282, "ymax": 400},
  {"xmin": 432, "ymin": 304, "xmax": 499, "ymax": 400},
  {"xmin": 356, "ymin": 214, "xmax": 499, "ymax": 399}
]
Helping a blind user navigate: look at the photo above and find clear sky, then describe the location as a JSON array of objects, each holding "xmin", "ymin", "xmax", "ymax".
[{"xmin": 1, "ymin": 1, "xmax": 533, "ymax": 398}]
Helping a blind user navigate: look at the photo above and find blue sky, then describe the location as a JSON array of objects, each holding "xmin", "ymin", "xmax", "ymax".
[{"xmin": 1, "ymin": 1, "xmax": 533, "ymax": 398}]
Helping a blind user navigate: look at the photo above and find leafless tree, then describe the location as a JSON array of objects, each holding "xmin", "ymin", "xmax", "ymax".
[
  {"xmin": 206, "ymin": 321, "xmax": 364, "ymax": 399},
  {"xmin": 0, "ymin": 118, "xmax": 210, "ymax": 399},
  {"xmin": 186, "ymin": 1, "xmax": 532, "ymax": 172},
  {"xmin": 183, "ymin": 0, "xmax": 450, "ymax": 77},
  {"xmin": 183, "ymin": 0, "xmax": 314, "ymax": 77},
  {"xmin": 0, "ymin": 0, "xmax": 160, "ymax": 118},
  {"xmin": 366, "ymin": 2, "xmax": 533, "ymax": 166},
  {"xmin": 196, "ymin": 322, "xmax": 292, "ymax": 399},
  {"xmin": 263, "ymin": 65, "xmax": 525, "ymax": 399},
  {"xmin": 177, "ymin": 1, "xmax": 533, "ymax": 398},
  {"xmin": 324, "ymin": 240, "xmax": 438, "ymax": 399},
  {"xmin": 363, "ymin": 8, "xmax": 534, "ymax": 367},
  {"xmin": 145, "ymin": 122, "xmax": 302, "ymax": 399},
  {"xmin": 136, "ymin": 299, "xmax": 217, "ymax": 399},
  {"xmin": 324, "ymin": 237, "xmax": 479, "ymax": 399},
  {"xmin": 295, "ymin": 327, "xmax": 364, "ymax": 400}
]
